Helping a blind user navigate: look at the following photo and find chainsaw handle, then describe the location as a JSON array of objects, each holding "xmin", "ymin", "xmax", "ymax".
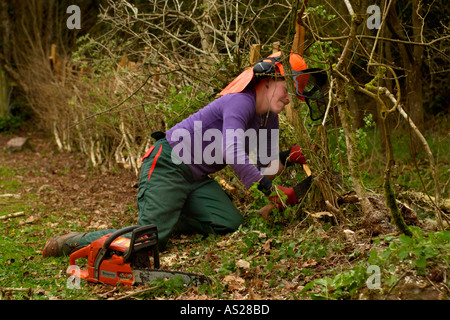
[
  {"xmin": 92, "ymin": 226, "xmax": 139, "ymax": 280},
  {"xmin": 102, "ymin": 225, "xmax": 140, "ymax": 250},
  {"xmin": 302, "ymin": 164, "xmax": 312, "ymax": 177},
  {"xmin": 69, "ymin": 245, "xmax": 90, "ymax": 266}
]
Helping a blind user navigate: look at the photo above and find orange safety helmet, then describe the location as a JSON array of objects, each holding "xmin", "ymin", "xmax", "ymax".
[
  {"xmin": 219, "ymin": 51, "xmax": 328, "ymax": 121},
  {"xmin": 219, "ymin": 51, "xmax": 309, "ymax": 101}
]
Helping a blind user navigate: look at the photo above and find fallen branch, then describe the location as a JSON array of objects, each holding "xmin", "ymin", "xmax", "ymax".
[
  {"xmin": 0, "ymin": 286, "xmax": 33, "ymax": 299},
  {"xmin": 114, "ymin": 285, "xmax": 158, "ymax": 300},
  {"xmin": 0, "ymin": 212, "xmax": 25, "ymax": 220}
]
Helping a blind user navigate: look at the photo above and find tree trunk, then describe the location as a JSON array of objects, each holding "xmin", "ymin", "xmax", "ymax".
[
  {"xmin": 0, "ymin": 1, "xmax": 11, "ymax": 118},
  {"xmin": 404, "ymin": 60, "xmax": 424, "ymax": 156},
  {"xmin": 0, "ymin": 67, "xmax": 9, "ymax": 119},
  {"xmin": 333, "ymin": 3, "xmax": 377, "ymax": 225},
  {"xmin": 347, "ymin": 88, "xmax": 363, "ymax": 129},
  {"xmin": 335, "ymin": 78, "xmax": 374, "ymax": 218},
  {"xmin": 387, "ymin": 1, "xmax": 425, "ymax": 156},
  {"xmin": 381, "ymin": 108, "xmax": 412, "ymax": 236},
  {"xmin": 1, "ymin": 1, "xmax": 10, "ymax": 63}
]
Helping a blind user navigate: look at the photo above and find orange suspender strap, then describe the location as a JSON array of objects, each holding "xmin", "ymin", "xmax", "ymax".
[
  {"xmin": 141, "ymin": 146, "xmax": 156, "ymax": 162},
  {"xmin": 147, "ymin": 145, "xmax": 163, "ymax": 181}
]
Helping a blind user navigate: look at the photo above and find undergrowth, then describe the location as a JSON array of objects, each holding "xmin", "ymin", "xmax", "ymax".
[{"xmin": 0, "ymin": 117, "xmax": 449, "ymax": 300}]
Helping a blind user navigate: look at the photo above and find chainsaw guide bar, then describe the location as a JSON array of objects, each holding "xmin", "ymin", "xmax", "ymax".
[{"xmin": 133, "ymin": 269, "xmax": 210, "ymax": 286}]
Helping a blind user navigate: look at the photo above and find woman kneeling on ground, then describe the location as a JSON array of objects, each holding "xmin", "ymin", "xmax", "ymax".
[{"xmin": 43, "ymin": 51, "xmax": 319, "ymax": 256}]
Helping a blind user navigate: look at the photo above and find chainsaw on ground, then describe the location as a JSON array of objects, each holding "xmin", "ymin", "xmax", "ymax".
[{"xmin": 67, "ymin": 225, "xmax": 209, "ymax": 286}]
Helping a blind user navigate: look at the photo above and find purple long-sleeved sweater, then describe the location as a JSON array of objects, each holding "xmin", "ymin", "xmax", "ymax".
[{"xmin": 166, "ymin": 90, "xmax": 279, "ymax": 188}]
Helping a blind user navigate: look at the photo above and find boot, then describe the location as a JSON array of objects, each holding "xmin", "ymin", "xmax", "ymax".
[{"xmin": 42, "ymin": 232, "xmax": 86, "ymax": 258}]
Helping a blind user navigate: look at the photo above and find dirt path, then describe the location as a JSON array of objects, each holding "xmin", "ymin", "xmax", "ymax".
[{"xmin": 0, "ymin": 128, "xmax": 139, "ymax": 232}]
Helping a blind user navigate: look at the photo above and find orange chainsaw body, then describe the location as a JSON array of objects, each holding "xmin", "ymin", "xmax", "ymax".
[{"xmin": 67, "ymin": 225, "xmax": 159, "ymax": 286}]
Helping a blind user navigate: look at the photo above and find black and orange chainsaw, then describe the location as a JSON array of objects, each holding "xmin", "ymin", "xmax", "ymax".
[{"xmin": 67, "ymin": 225, "xmax": 209, "ymax": 286}]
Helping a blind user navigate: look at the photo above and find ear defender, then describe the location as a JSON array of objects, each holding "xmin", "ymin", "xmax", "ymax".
[{"xmin": 253, "ymin": 57, "xmax": 280, "ymax": 76}]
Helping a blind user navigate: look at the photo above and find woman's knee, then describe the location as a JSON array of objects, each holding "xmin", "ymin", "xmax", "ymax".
[{"xmin": 212, "ymin": 212, "xmax": 243, "ymax": 234}]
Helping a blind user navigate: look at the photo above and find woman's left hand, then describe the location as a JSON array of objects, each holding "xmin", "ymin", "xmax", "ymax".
[{"xmin": 288, "ymin": 144, "xmax": 306, "ymax": 165}]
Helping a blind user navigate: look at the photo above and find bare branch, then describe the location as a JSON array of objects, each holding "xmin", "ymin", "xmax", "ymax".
[{"xmin": 343, "ymin": 0, "xmax": 354, "ymax": 16}]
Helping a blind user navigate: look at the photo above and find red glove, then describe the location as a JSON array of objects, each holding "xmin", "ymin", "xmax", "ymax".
[
  {"xmin": 269, "ymin": 185, "xmax": 298, "ymax": 210},
  {"xmin": 288, "ymin": 144, "xmax": 307, "ymax": 165}
]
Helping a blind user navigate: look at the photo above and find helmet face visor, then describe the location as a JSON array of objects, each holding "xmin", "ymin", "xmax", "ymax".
[
  {"xmin": 253, "ymin": 57, "xmax": 328, "ymax": 121},
  {"xmin": 292, "ymin": 68, "xmax": 328, "ymax": 121}
]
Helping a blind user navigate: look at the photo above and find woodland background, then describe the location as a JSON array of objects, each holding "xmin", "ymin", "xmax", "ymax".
[{"xmin": 0, "ymin": 0, "xmax": 449, "ymax": 300}]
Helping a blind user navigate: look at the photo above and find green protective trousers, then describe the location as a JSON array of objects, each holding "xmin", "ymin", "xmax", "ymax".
[{"xmin": 78, "ymin": 138, "xmax": 243, "ymax": 251}]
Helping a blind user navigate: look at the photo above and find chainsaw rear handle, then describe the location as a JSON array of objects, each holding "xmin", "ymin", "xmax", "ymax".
[
  {"xmin": 69, "ymin": 245, "xmax": 90, "ymax": 267},
  {"xmin": 68, "ymin": 246, "xmax": 91, "ymax": 280}
]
